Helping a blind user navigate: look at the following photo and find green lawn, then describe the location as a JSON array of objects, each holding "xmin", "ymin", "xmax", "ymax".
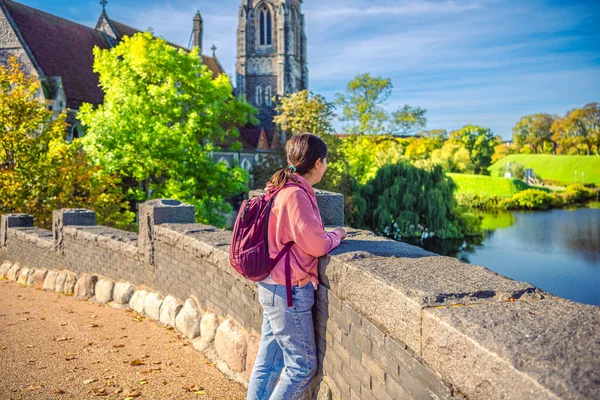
[
  {"xmin": 489, "ymin": 155, "xmax": 600, "ymax": 186},
  {"xmin": 447, "ymin": 173, "xmax": 531, "ymax": 198}
]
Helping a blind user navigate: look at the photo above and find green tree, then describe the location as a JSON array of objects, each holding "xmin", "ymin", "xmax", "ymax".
[
  {"xmin": 447, "ymin": 125, "xmax": 498, "ymax": 174},
  {"xmin": 431, "ymin": 141, "xmax": 473, "ymax": 173},
  {"xmin": 78, "ymin": 32, "xmax": 255, "ymax": 226},
  {"xmin": 351, "ymin": 162, "xmax": 480, "ymax": 239},
  {"xmin": 0, "ymin": 56, "xmax": 133, "ymax": 229},
  {"xmin": 404, "ymin": 129, "xmax": 447, "ymax": 161},
  {"xmin": 335, "ymin": 73, "xmax": 392, "ymax": 135},
  {"xmin": 390, "ymin": 105, "xmax": 428, "ymax": 136},
  {"xmin": 340, "ymin": 135, "xmax": 405, "ymax": 184},
  {"xmin": 513, "ymin": 113, "xmax": 555, "ymax": 154},
  {"xmin": 273, "ymin": 90, "xmax": 335, "ymax": 136}
]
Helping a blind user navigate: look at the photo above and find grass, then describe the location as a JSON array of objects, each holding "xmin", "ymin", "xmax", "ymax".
[
  {"xmin": 489, "ymin": 154, "xmax": 600, "ymax": 186},
  {"xmin": 448, "ymin": 173, "xmax": 532, "ymax": 198}
]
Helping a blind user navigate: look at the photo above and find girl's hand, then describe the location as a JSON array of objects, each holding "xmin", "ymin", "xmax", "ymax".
[{"xmin": 334, "ymin": 227, "xmax": 348, "ymax": 240}]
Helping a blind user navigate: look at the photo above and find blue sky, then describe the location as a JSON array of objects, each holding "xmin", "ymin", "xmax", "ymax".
[{"xmin": 20, "ymin": 0, "xmax": 600, "ymax": 139}]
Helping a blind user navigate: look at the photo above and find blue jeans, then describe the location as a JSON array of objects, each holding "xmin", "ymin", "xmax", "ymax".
[{"xmin": 247, "ymin": 281, "xmax": 317, "ymax": 400}]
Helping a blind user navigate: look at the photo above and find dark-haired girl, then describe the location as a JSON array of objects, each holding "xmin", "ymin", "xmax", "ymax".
[{"xmin": 246, "ymin": 133, "xmax": 347, "ymax": 400}]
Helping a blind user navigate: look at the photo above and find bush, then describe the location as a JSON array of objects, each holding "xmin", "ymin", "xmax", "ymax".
[{"xmin": 507, "ymin": 189, "xmax": 554, "ymax": 210}]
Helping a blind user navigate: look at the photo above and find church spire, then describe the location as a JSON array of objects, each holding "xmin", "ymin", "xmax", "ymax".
[
  {"xmin": 100, "ymin": 0, "xmax": 108, "ymax": 13},
  {"xmin": 193, "ymin": 10, "xmax": 203, "ymax": 53}
]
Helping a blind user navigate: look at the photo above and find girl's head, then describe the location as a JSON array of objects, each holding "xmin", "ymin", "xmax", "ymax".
[{"xmin": 269, "ymin": 133, "xmax": 328, "ymax": 188}]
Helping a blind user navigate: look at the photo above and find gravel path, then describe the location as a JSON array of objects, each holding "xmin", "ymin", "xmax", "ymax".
[{"xmin": 0, "ymin": 279, "xmax": 247, "ymax": 400}]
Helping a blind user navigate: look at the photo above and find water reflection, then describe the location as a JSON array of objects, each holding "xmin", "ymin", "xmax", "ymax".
[{"xmin": 403, "ymin": 208, "xmax": 600, "ymax": 305}]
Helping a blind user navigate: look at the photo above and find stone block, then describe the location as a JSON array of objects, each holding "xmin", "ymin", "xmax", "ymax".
[
  {"xmin": 159, "ymin": 295, "xmax": 183, "ymax": 327},
  {"xmin": 143, "ymin": 292, "xmax": 163, "ymax": 320},
  {"xmin": 43, "ymin": 271, "xmax": 58, "ymax": 291},
  {"xmin": 54, "ymin": 272, "xmax": 66, "ymax": 293},
  {"xmin": 26, "ymin": 270, "xmax": 36, "ymax": 286},
  {"xmin": 320, "ymin": 241, "xmax": 551, "ymax": 353},
  {"xmin": 200, "ymin": 313, "xmax": 219, "ymax": 342},
  {"xmin": 422, "ymin": 299, "xmax": 600, "ymax": 400},
  {"xmin": 74, "ymin": 274, "xmax": 97, "ymax": 299},
  {"xmin": 63, "ymin": 273, "xmax": 77, "ymax": 294},
  {"xmin": 1, "ymin": 214, "xmax": 33, "ymax": 247},
  {"xmin": 0, "ymin": 260, "xmax": 12, "ymax": 278},
  {"xmin": 175, "ymin": 298, "xmax": 201, "ymax": 339},
  {"xmin": 214, "ymin": 318, "xmax": 248, "ymax": 373},
  {"xmin": 7, "ymin": 263, "xmax": 21, "ymax": 281},
  {"xmin": 32, "ymin": 269, "xmax": 47, "ymax": 289},
  {"xmin": 129, "ymin": 289, "xmax": 148, "ymax": 314},
  {"xmin": 112, "ymin": 282, "xmax": 134, "ymax": 304},
  {"xmin": 17, "ymin": 268, "xmax": 31, "ymax": 285},
  {"xmin": 94, "ymin": 278, "xmax": 114, "ymax": 304},
  {"xmin": 245, "ymin": 334, "xmax": 260, "ymax": 381},
  {"xmin": 52, "ymin": 209, "xmax": 96, "ymax": 254}
]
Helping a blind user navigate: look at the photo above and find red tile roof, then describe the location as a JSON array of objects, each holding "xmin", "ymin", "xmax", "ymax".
[{"xmin": 4, "ymin": 0, "xmax": 111, "ymax": 108}]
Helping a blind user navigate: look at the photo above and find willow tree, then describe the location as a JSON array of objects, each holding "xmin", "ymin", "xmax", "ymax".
[
  {"xmin": 351, "ymin": 162, "xmax": 479, "ymax": 239},
  {"xmin": 78, "ymin": 32, "xmax": 256, "ymax": 226}
]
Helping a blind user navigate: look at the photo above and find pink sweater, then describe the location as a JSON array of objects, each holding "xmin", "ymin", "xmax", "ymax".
[{"xmin": 263, "ymin": 174, "xmax": 342, "ymax": 289}]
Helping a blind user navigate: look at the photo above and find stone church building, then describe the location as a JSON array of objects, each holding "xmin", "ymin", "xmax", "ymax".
[{"xmin": 0, "ymin": 0, "xmax": 308, "ymax": 169}]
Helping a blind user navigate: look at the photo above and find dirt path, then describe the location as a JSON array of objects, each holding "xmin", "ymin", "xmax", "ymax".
[{"xmin": 0, "ymin": 280, "xmax": 247, "ymax": 400}]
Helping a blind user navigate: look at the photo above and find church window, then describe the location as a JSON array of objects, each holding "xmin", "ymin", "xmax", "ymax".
[
  {"xmin": 218, "ymin": 157, "xmax": 230, "ymax": 167},
  {"xmin": 256, "ymin": 86, "xmax": 263, "ymax": 106},
  {"xmin": 265, "ymin": 86, "xmax": 272, "ymax": 106},
  {"xmin": 241, "ymin": 158, "xmax": 252, "ymax": 171},
  {"xmin": 259, "ymin": 7, "xmax": 272, "ymax": 46}
]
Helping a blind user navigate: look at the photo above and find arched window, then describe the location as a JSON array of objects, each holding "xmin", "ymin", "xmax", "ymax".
[
  {"xmin": 241, "ymin": 158, "xmax": 252, "ymax": 171},
  {"xmin": 265, "ymin": 86, "xmax": 272, "ymax": 106},
  {"xmin": 255, "ymin": 86, "xmax": 263, "ymax": 106},
  {"xmin": 218, "ymin": 157, "xmax": 230, "ymax": 168},
  {"xmin": 291, "ymin": 7, "xmax": 301, "ymax": 56},
  {"xmin": 259, "ymin": 7, "xmax": 272, "ymax": 46}
]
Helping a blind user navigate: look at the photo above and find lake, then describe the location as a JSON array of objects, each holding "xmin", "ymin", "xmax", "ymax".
[{"xmin": 405, "ymin": 207, "xmax": 600, "ymax": 306}]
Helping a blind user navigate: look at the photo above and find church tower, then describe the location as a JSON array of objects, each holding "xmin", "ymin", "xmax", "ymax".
[{"xmin": 236, "ymin": 0, "xmax": 308, "ymax": 130}]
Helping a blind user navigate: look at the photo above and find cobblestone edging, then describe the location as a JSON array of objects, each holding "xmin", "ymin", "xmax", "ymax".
[{"xmin": 0, "ymin": 260, "xmax": 254, "ymax": 386}]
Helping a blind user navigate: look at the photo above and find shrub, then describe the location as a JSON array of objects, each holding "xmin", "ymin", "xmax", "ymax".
[{"xmin": 508, "ymin": 189, "xmax": 554, "ymax": 210}]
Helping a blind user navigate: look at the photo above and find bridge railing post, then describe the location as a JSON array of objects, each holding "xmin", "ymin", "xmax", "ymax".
[
  {"xmin": 138, "ymin": 199, "xmax": 196, "ymax": 266},
  {"xmin": 52, "ymin": 209, "xmax": 97, "ymax": 255},
  {"xmin": 1, "ymin": 214, "xmax": 34, "ymax": 249}
]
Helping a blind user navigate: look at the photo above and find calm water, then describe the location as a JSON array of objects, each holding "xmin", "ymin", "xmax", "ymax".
[{"xmin": 407, "ymin": 208, "xmax": 600, "ymax": 306}]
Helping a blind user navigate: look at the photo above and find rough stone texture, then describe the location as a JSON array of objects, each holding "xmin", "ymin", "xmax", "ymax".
[
  {"xmin": 138, "ymin": 199, "xmax": 195, "ymax": 265},
  {"xmin": 200, "ymin": 313, "xmax": 219, "ymax": 343},
  {"xmin": 245, "ymin": 335, "xmax": 260, "ymax": 381},
  {"xmin": 0, "ymin": 260, "xmax": 12, "ymax": 278},
  {"xmin": 16, "ymin": 267, "xmax": 30, "ymax": 285},
  {"xmin": 214, "ymin": 318, "xmax": 248, "ymax": 373},
  {"xmin": 31, "ymin": 269, "xmax": 47, "ymax": 290},
  {"xmin": 159, "ymin": 295, "xmax": 183, "ymax": 327},
  {"xmin": 1, "ymin": 214, "xmax": 33, "ymax": 248},
  {"xmin": 52, "ymin": 208, "xmax": 96, "ymax": 254},
  {"xmin": 316, "ymin": 380, "xmax": 332, "ymax": 400},
  {"xmin": 112, "ymin": 281, "xmax": 134, "ymax": 305},
  {"xmin": 175, "ymin": 298, "xmax": 201, "ymax": 339},
  {"xmin": 94, "ymin": 278, "xmax": 114, "ymax": 304},
  {"xmin": 73, "ymin": 274, "xmax": 96, "ymax": 299},
  {"xmin": 422, "ymin": 299, "xmax": 600, "ymax": 400},
  {"xmin": 62, "ymin": 272, "xmax": 77, "ymax": 294},
  {"xmin": 6, "ymin": 262, "xmax": 21, "ymax": 281},
  {"xmin": 249, "ymin": 189, "xmax": 344, "ymax": 226},
  {"xmin": 129, "ymin": 289, "xmax": 148, "ymax": 314},
  {"xmin": 320, "ymin": 230, "xmax": 551, "ymax": 353},
  {"xmin": 143, "ymin": 292, "xmax": 163, "ymax": 320},
  {"xmin": 54, "ymin": 272, "xmax": 67, "ymax": 293},
  {"xmin": 43, "ymin": 270, "xmax": 58, "ymax": 291}
]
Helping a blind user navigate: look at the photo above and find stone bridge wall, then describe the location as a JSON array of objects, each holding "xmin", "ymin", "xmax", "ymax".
[{"xmin": 1, "ymin": 194, "xmax": 598, "ymax": 400}]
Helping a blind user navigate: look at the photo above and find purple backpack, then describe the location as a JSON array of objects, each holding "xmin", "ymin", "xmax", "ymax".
[{"xmin": 229, "ymin": 184, "xmax": 310, "ymax": 307}]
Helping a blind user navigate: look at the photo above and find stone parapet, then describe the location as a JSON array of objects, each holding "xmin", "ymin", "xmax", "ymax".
[{"xmin": 1, "ymin": 197, "xmax": 598, "ymax": 400}]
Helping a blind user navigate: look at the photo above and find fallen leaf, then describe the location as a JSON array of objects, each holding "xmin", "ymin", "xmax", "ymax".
[
  {"xmin": 83, "ymin": 379, "xmax": 98, "ymax": 385},
  {"xmin": 54, "ymin": 389, "xmax": 65, "ymax": 394},
  {"xmin": 1, "ymin": 346, "xmax": 6, "ymax": 350},
  {"xmin": 60, "ymin": 323, "xmax": 68, "ymax": 326},
  {"xmin": 139, "ymin": 380, "xmax": 148, "ymax": 385},
  {"xmin": 88, "ymin": 323, "xmax": 100, "ymax": 328},
  {"xmin": 113, "ymin": 344, "xmax": 125, "ymax": 348},
  {"xmin": 26, "ymin": 344, "xmax": 34, "ymax": 348},
  {"xmin": 124, "ymin": 389, "xmax": 141, "ymax": 398},
  {"xmin": 130, "ymin": 359, "xmax": 145, "ymax": 366},
  {"xmin": 54, "ymin": 337, "xmax": 72, "ymax": 342},
  {"xmin": 65, "ymin": 354, "xmax": 77, "ymax": 361},
  {"xmin": 91, "ymin": 387, "xmax": 108, "ymax": 396},
  {"xmin": 24, "ymin": 384, "xmax": 42, "ymax": 391}
]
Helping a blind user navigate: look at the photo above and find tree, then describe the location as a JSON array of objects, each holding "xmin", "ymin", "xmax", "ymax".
[
  {"xmin": 335, "ymin": 73, "xmax": 392, "ymax": 135},
  {"xmin": 431, "ymin": 141, "xmax": 473, "ymax": 173},
  {"xmin": 513, "ymin": 113, "xmax": 555, "ymax": 154},
  {"xmin": 78, "ymin": 32, "xmax": 256, "ymax": 226},
  {"xmin": 404, "ymin": 129, "xmax": 447, "ymax": 161},
  {"xmin": 273, "ymin": 90, "xmax": 335, "ymax": 136},
  {"xmin": 390, "ymin": 105, "xmax": 428, "ymax": 136},
  {"xmin": 447, "ymin": 125, "xmax": 498, "ymax": 174},
  {"xmin": 0, "ymin": 56, "xmax": 133, "ymax": 229},
  {"xmin": 340, "ymin": 135, "xmax": 405, "ymax": 185},
  {"xmin": 351, "ymin": 162, "xmax": 479, "ymax": 239},
  {"xmin": 576, "ymin": 103, "xmax": 600, "ymax": 155}
]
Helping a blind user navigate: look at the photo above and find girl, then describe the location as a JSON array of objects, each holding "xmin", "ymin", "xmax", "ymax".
[{"xmin": 247, "ymin": 133, "xmax": 347, "ymax": 400}]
